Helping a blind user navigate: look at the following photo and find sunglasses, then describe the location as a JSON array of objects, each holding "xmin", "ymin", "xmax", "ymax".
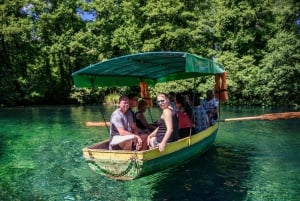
[{"xmin": 156, "ymin": 99, "xmax": 165, "ymax": 104}]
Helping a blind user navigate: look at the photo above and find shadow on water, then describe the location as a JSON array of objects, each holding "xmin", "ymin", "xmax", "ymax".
[
  {"xmin": 0, "ymin": 134, "xmax": 5, "ymax": 158},
  {"xmin": 149, "ymin": 144, "xmax": 253, "ymax": 201}
]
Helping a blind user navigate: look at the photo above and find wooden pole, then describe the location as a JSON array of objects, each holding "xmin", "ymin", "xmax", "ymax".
[
  {"xmin": 220, "ymin": 111, "xmax": 300, "ymax": 122},
  {"xmin": 86, "ymin": 121, "xmax": 110, "ymax": 127},
  {"xmin": 87, "ymin": 112, "xmax": 300, "ymax": 126},
  {"xmin": 222, "ymin": 116, "xmax": 262, "ymax": 122}
]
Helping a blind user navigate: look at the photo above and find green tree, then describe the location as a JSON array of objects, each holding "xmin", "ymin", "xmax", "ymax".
[
  {"xmin": 0, "ymin": 0, "xmax": 299, "ymax": 106},
  {"xmin": 257, "ymin": 31, "xmax": 300, "ymax": 106},
  {"xmin": 0, "ymin": 0, "xmax": 36, "ymax": 105}
]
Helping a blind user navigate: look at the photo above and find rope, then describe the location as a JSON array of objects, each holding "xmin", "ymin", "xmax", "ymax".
[
  {"xmin": 99, "ymin": 106, "xmax": 110, "ymax": 133},
  {"xmin": 87, "ymin": 151, "xmax": 141, "ymax": 178}
]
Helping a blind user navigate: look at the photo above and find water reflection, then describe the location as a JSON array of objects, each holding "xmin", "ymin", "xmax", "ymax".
[
  {"xmin": 125, "ymin": 144, "xmax": 252, "ymax": 201},
  {"xmin": 1, "ymin": 106, "xmax": 299, "ymax": 200}
]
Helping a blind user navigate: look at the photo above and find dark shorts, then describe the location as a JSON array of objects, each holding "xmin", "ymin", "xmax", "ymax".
[{"xmin": 179, "ymin": 127, "xmax": 196, "ymax": 139}]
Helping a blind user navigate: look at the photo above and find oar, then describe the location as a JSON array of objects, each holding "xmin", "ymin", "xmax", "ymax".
[
  {"xmin": 86, "ymin": 121, "xmax": 110, "ymax": 127},
  {"xmin": 220, "ymin": 111, "xmax": 300, "ymax": 122},
  {"xmin": 87, "ymin": 112, "xmax": 300, "ymax": 126}
]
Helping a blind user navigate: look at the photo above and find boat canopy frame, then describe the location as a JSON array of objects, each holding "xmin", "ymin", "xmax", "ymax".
[{"xmin": 72, "ymin": 51, "xmax": 225, "ymax": 88}]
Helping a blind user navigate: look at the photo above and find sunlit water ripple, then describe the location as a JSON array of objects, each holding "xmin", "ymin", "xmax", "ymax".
[{"xmin": 0, "ymin": 106, "xmax": 299, "ymax": 200}]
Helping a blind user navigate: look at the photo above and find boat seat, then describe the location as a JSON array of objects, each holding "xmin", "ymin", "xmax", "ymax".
[{"xmin": 90, "ymin": 141, "xmax": 110, "ymax": 149}]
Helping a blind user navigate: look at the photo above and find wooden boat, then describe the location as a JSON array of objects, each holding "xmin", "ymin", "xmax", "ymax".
[
  {"xmin": 83, "ymin": 125, "xmax": 218, "ymax": 180},
  {"xmin": 72, "ymin": 51, "xmax": 226, "ymax": 180}
]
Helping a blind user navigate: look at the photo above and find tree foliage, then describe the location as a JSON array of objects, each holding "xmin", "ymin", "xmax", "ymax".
[{"xmin": 0, "ymin": 0, "xmax": 299, "ymax": 106}]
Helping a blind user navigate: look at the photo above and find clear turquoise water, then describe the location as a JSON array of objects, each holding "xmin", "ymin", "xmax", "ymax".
[{"xmin": 0, "ymin": 106, "xmax": 299, "ymax": 201}]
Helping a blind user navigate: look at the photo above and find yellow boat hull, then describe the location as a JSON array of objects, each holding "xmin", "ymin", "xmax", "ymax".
[{"xmin": 82, "ymin": 124, "xmax": 218, "ymax": 180}]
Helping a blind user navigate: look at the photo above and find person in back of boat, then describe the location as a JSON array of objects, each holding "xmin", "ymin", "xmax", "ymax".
[
  {"xmin": 182, "ymin": 90, "xmax": 194, "ymax": 107},
  {"xmin": 202, "ymin": 90, "xmax": 218, "ymax": 125},
  {"xmin": 127, "ymin": 92, "xmax": 151, "ymax": 135},
  {"xmin": 135, "ymin": 99, "xmax": 157, "ymax": 133},
  {"xmin": 175, "ymin": 94, "xmax": 195, "ymax": 138},
  {"xmin": 109, "ymin": 95, "xmax": 148, "ymax": 151},
  {"xmin": 168, "ymin": 91, "xmax": 176, "ymax": 110},
  {"xmin": 193, "ymin": 93, "xmax": 209, "ymax": 132},
  {"xmin": 147, "ymin": 93, "xmax": 179, "ymax": 152},
  {"xmin": 127, "ymin": 93, "xmax": 139, "ymax": 122}
]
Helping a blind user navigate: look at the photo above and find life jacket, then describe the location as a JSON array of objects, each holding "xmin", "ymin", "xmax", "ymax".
[
  {"xmin": 220, "ymin": 72, "xmax": 229, "ymax": 102},
  {"xmin": 214, "ymin": 72, "xmax": 229, "ymax": 102},
  {"xmin": 140, "ymin": 81, "xmax": 153, "ymax": 107},
  {"xmin": 214, "ymin": 74, "xmax": 221, "ymax": 98}
]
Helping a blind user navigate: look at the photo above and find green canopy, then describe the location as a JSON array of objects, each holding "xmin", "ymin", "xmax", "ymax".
[{"xmin": 72, "ymin": 52, "xmax": 225, "ymax": 87}]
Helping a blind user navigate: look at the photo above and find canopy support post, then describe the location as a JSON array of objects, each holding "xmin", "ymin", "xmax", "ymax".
[
  {"xmin": 92, "ymin": 88, "xmax": 110, "ymax": 134},
  {"xmin": 99, "ymin": 106, "xmax": 110, "ymax": 134}
]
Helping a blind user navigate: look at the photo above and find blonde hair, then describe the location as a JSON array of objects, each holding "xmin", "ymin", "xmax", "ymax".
[{"xmin": 157, "ymin": 93, "xmax": 170, "ymax": 104}]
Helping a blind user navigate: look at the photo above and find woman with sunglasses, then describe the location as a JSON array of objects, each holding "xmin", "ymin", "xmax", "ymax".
[{"xmin": 147, "ymin": 93, "xmax": 179, "ymax": 152}]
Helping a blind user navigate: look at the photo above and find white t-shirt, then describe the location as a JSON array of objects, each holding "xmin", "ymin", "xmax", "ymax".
[{"xmin": 109, "ymin": 109, "xmax": 133, "ymax": 138}]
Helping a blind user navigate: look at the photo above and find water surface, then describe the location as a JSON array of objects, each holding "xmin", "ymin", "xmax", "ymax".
[{"xmin": 0, "ymin": 106, "xmax": 299, "ymax": 200}]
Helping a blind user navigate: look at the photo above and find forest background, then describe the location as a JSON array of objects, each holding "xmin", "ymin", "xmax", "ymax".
[{"xmin": 1, "ymin": 0, "xmax": 299, "ymax": 107}]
